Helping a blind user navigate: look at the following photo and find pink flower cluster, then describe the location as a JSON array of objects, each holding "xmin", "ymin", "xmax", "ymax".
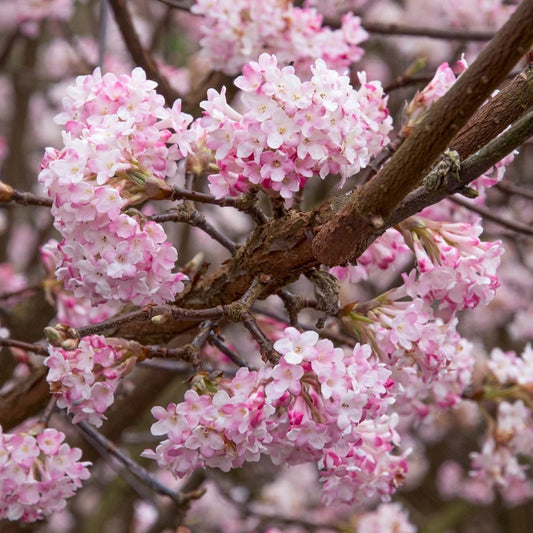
[
  {"xmin": 405, "ymin": 58, "xmax": 467, "ymax": 132},
  {"xmin": 0, "ymin": 427, "xmax": 90, "ymax": 522},
  {"xmin": 38, "ymin": 68, "xmax": 192, "ymax": 306},
  {"xmin": 356, "ymin": 502, "xmax": 417, "ymax": 533},
  {"xmin": 45, "ymin": 335, "xmax": 143, "ymax": 427},
  {"xmin": 143, "ymin": 327, "xmax": 406, "ymax": 505},
  {"xmin": 344, "ymin": 291, "xmax": 475, "ymax": 413},
  {"xmin": 191, "ymin": 1, "xmax": 368, "ymax": 76},
  {"xmin": 41, "ymin": 240, "xmax": 121, "ymax": 327},
  {"xmin": 331, "ymin": 227, "xmax": 410, "ymax": 284},
  {"xmin": 200, "ymin": 53, "xmax": 392, "ymax": 198},
  {"xmin": 488, "ymin": 344, "xmax": 533, "ymax": 387},
  {"xmin": 400, "ymin": 215, "xmax": 503, "ymax": 313},
  {"xmin": 469, "ymin": 400, "xmax": 533, "ymax": 505}
]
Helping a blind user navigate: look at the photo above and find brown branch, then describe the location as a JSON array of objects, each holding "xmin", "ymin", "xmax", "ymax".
[
  {"xmin": 451, "ymin": 197, "xmax": 533, "ymax": 235},
  {"xmin": 181, "ymin": 70, "xmax": 237, "ymax": 117},
  {"xmin": 0, "ymin": 28, "xmax": 20, "ymax": 69},
  {"xmin": 153, "ymin": 0, "xmax": 194, "ymax": 11},
  {"xmin": 313, "ymin": 0, "xmax": 533, "ymax": 266},
  {"xmin": 208, "ymin": 332, "xmax": 254, "ymax": 369},
  {"xmin": 0, "ymin": 338, "xmax": 48, "ymax": 356},
  {"xmin": 450, "ymin": 66, "xmax": 533, "ymax": 158},
  {"xmin": 389, "ymin": 108, "xmax": 533, "ymax": 227},
  {"xmin": 361, "ymin": 22, "xmax": 495, "ymax": 41},
  {"xmin": 75, "ymin": 304, "xmax": 227, "ymax": 338},
  {"xmin": 384, "ymin": 73, "xmax": 434, "ymax": 93},
  {"xmin": 152, "ymin": 206, "xmax": 238, "ymax": 253},
  {"xmin": 496, "ymin": 181, "xmax": 533, "ymax": 201},
  {"xmin": 76, "ymin": 421, "xmax": 200, "ymax": 506},
  {"xmin": 0, "ymin": 182, "xmax": 52, "ymax": 207},
  {"xmin": 107, "ymin": 0, "xmax": 179, "ymax": 107}
]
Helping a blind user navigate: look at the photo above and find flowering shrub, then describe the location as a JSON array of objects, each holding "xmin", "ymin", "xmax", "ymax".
[{"xmin": 0, "ymin": 0, "xmax": 531, "ymax": 531}]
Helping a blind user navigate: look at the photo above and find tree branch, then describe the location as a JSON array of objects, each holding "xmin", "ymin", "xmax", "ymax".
[
  {"xmin": 361, "ymin": 22, "xmax": 495, "ymax": 42},
  {"xmin": 313, "ymin": 0, "xmax": 533, "ymax": 266},
  {"xmin": 107, "ymin": 0, "xmax": 179, "ymax": 106}
]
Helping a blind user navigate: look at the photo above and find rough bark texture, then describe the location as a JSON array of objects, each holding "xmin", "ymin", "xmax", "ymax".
[{"xmin": 450, "ymin": 66, "xmax": 533, "ymax": 158}]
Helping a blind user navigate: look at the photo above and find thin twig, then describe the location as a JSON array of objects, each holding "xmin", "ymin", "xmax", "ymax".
[
  {"xmin": 451, "ymin": 197, "xmax": 533, "ymax": 236},
  {"xmin": 496, "ymin": 181, "xmax": 533, "ymax": 201},
  {"xmin": 362, "ymin": 21, "xmax": 494, "ymax": 41},
  {"xmin": 152, "ymin": 207, "xmax": 238, "ymax": 253},
  {"xmin": 107, "ymin": 0, "xmax": 179, "ymax": 106},
  {"xmin": 241, "ymin": 311, "xmax": 278, "ymax": 364},
  {"xmin": 0, "ymin": 284, "xmax": 41, "ymax": 301},
  {"xmin": 98, "ymin": 0, "xmax": 109, "ymax": 69},
  {"xmin": 0, "ymin": 338, "xmax": 48, "ymax": 356},
  {"xmin": 208, "ymin": 332, "xmax": 255, "ymax": 369},
  {"xmin": 144, "ymin": 320, "xmax": 214, "ymax": 367},
  {"xmin": 0, "ymin": 183, "xmax": 52, "ymax": 207},
  {"xmin": 0, "ymin": 28, "xmax": 20, "ymax": 69},
  {"xmin": 277, "ymin": 289, "xmax": 317, "ymax": 326},
  {"xmin": 384, "ymin": 73, "xmax": 434, "ymax": 93},
  {"xmin": 39, "ymin": 397, "xmax": 57, "ymax": 426},
  {"xmin": 75, "ymin": 305, "xmax": 225, "ymax": 338},
  {"xmin": 171, "ymin": 186, "xmax": 268, "ymax": 224},
  {"xmin": 76, "ymin": 421, "xmax": 186, "ymax": 505},
  {"xmin": 139, "ymin": 359, "xmax": 193, "ymax": 372}
]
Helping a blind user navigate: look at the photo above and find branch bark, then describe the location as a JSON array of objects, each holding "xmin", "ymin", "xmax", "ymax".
[{"xmin": 313, "ymin": 0, "xmax": 533, "ymax": 266}]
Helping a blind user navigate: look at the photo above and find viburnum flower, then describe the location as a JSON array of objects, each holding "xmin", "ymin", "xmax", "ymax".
[
  {"xmin": 356, "ymin": 502, "xmax": 417, "ymax": 533},
  {"xmin": 45, "ymin": 334, "xmax": 145, "ymax": 427},
  {"xmin": 404, "ymin": 58, "xmax": 467, "ymax": 132},
  {"xmin": 0, "ymin": 426, "xmax": 90, "ymax": 522},
  {"xmin": 331, "ymin": 227, "xmax": 410, "ymax": 284},
  {"xmin": 191, "ymin": 0, "xmax": 368, "ymax": 76},
  {"xmin": 143, "ymin": 327, "xmax": 403, "ymax": 505},
  {"xmin": 200, "ymin": 53, "xmax": 392, "ymax": 199},
  {"xmin": 39, "ymin": 67, "xmax": 193, "ymax": 306},
  {"xmin": 399, "ymin": 215, "xmax": 503, "ymax": 313}
]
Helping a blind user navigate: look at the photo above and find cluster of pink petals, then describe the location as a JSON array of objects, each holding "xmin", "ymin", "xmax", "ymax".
[
  {"xmin": 400, "ymin": 215, "xmax": 503, "ymax": 313},
  {"xmin": 38, "ymin": 68, "xmax": 192, "ymax": 306},
  {"xmin": 356, "ymin": 502, "xmax": 417, "ymax": 533},
  {"xmin": 45, "ymin": 335, "xmax": 142, "ymax": 427},
  {"xmin": 345, "ymin": 292, "xmax": 475, "ymax": 413},
  {"xmin": 405, "ymin": 58, "xmax": 467, "ymax": 130},
  {"xmin": 191, "ymin": 1, "xmax": 367, "ymax": 76},
  {"xmin": 40, "ymin": 240, "xmax": 121, "ymax": 327},
  {"xmin": 331, "ymin": 227, "xmax": 410, "ymax": 284},
  {"xmin": 468, "ymin": 401, "xmax": 533, "ymax": 504},
  {"xmin": 143, "ymin": 327, "xmax": 406, "ymax": 505},
  {"xmin": 488, "ymin": 344, "xmax": 533, "ymax": 387},
  {"xmin": 0, "ymin": 427, "xmax": 90, "ymax": 522},
  {"xmin": 200, "ymin": 53, "xmax": 392, "ymax": 198}
]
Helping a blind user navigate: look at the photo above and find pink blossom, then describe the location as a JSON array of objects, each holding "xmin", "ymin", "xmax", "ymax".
[
  {"xmin": 0, "ymin": 426, "xmax": 90, "ymax": 522},
  {"xmin": 143, "ymin": 327, "xmax": 400, "ymax": 506},
  {"xmin": 45, "ymin": 335, "xmax": 143, "ymax": 427}
]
